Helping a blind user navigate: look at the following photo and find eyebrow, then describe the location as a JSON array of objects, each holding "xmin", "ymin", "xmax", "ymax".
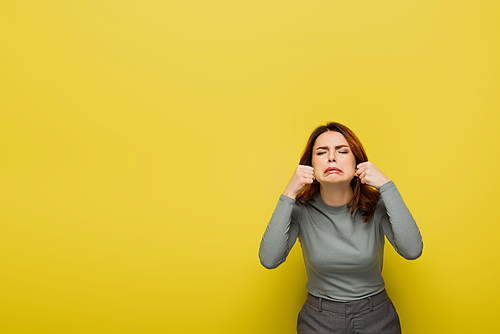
[{"xmin": 315, "ymin": 145, "xmax": 350, "ymax": 150}]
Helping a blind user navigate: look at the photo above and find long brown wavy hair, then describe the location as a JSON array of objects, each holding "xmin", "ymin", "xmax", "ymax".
[{"xmin": 296, "ymin": 122, "xmax": 380, "ymax": 223}]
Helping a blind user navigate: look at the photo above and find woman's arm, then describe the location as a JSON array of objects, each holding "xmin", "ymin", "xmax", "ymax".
[
  {"xmin": 258, "ymin": 195, "xmax": 300, "ymax": 269},
  {"xmin": 259, "ymin": 165, "xmax": 312, "ymax": 269},
  {"xmin": 355, "ymin": 161, "xmax": 423, "ymax": 260},
  {"xmin": 379, "ymin": 181, "xmax": 423, "ymax": 260}
]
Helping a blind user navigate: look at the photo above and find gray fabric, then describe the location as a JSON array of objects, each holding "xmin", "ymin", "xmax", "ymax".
[
  {"xmin": 259, "ymin": 181, "xmax": 423, "ymax": 301},
  {"xmin": 297, "ymin": 290, "xmax": 401, "ymax": 334}
]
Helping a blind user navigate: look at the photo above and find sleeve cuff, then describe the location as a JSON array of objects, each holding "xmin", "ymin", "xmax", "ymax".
[
  {"xmin": 378, "ymin": 180, "xmax": 396, "ymax": 193},
  {"xmin": 279, "ymin": 194, "xmax": 297, "ymax": 204}
]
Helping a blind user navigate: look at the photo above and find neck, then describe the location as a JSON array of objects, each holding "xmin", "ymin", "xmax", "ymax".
[{"xmin": 319, "ymin": 182, "xmax": 354, "ymax": 206}]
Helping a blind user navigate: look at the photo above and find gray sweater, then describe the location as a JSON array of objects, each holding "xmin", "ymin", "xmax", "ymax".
[{"xmin": 259, "ymin": 181, "xmax": 423, "ymax": 301}]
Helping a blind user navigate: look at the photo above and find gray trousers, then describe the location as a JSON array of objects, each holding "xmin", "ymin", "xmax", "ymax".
[{"xmin": 297, "ymin": 290, "xmax": 402, "ymax": 334}]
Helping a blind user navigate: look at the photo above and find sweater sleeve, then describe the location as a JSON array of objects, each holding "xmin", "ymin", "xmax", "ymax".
[
  {"xmin": 259, "ymin": 194, "xmax": 301, "ymax": 269},
  {"xmin": 378, "ymin": 181, "xmax": 423, "ymax": 260}
]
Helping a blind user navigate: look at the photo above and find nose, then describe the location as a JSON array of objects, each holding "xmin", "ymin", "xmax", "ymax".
[{"xmin": 328, "ymin": 151, "xmax": 336, "ymax": 162}]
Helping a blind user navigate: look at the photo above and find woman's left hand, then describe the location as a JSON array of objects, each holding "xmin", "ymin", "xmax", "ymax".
[{"xmin": 354, "ymin": 162, "xmax": 391, "ymax": 189}]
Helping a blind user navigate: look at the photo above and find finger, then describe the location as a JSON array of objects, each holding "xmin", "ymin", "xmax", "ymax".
[
  {"xmin": 298, "ymin": 169, "xmax": 313, "ymax": 175},
  {"xmin": 303, "ymin": 167, "xmax": 315, "ymax": 174},
  {"xmin": 298, "ymin": 165, "xmax": 314, "ymax": 171},
  {"xmin": 298, "ymin": 169, "xmax": 314, "ymax": 178},
  {"xmin": 300, "ymin": 171, "xmax": 315, "ymax": 179},
  {"xmin": 356, "ymin": 162, "xmax": 368, "ymax": 169},
  {"xmin": 357, "ymin": 161, "xmax": 374, "ymax": 171},
  {"xmin": 305, "ymin": 171, "xmax": 316, "ymax": 179},
  {"xmin": 358, "ymin": 171, "xmax": 368, "ymax": 183},
  {"xmin": 355, "ymin": 166, "xmax": 366, "ymax": 176},
  {"xmin": 299, "ymin": 170, "xmax": 315, "ymax": 179},
  {"xmin": 303, "ymin": 177, "xmax": 315, "ymax": 185}
]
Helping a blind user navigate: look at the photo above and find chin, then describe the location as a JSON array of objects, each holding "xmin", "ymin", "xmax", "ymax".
[
  {"xmin": 320, "ymin": 177, "xmax": 349, "ymax": 184},
  {"xmin": 318, "ymin": 179, "xmax": 346, "ymax": 184}
]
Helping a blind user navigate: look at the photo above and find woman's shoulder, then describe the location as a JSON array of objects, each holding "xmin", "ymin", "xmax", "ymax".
[
  {"xmin": 371, "ymin": 196, "xmax": 387, "ymax": 220},
  {"xmin": 277, "ymin": 194, "xmax": 309, "ymax": 218},
  {"xmin": 293, "ymin": 196, "xmax": 313, "ymax": 212}
]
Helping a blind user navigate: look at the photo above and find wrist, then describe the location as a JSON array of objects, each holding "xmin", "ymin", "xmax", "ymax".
[
  {"xmin": 377, "ymin": 178, "xmax": 391, "ymax": 189},
  {"xmin": 282, "ymin": 190, "xmax": 297, "ymax": 199}
]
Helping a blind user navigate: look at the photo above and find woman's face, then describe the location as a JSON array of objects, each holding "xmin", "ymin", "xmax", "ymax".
[{"xmin": 311, "ymin": 131, "xmax": 357, "ymax": 185}]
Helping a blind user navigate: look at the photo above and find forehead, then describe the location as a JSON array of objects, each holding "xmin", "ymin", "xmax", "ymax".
[{"xmin": 313, "ymin": 131, "xmax": 349, "ymax": 148}]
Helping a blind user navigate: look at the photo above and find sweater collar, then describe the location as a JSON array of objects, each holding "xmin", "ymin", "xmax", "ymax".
[{"xmin": 312, "ymin": 193, "xmax": 350, "ymax": 214}]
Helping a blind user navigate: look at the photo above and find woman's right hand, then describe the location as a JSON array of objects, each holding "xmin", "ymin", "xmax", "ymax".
[{"xmin": 283, "ymin": 165, "xmax": 315, "ymax": 199}]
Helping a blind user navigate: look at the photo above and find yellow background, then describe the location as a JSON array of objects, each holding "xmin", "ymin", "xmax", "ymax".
[{"xmin": 1, "ymin": 1, "xmax": 499, "ymax": 333}]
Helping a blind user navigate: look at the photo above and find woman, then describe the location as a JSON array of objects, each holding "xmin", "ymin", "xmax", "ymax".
[{"xmin": 259, "ymin": 122, "xmax": 423, "ymax": 334}]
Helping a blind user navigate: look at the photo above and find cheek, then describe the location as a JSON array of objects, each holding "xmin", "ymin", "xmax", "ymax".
[
  {"xmin": 311, "ymin": 156, "xmax": 319, "ymax": 168},
  {"xmin": 345, "ymin": 156, "xmax": 356, "ymax": 173},
  {"xmin": 311, "ymin": 158, "xmax": 321, "ymax": 177}
]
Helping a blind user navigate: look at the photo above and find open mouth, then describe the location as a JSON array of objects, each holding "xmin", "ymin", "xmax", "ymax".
[{"xmin": 324, "ymin": 167, "xmax": 343, "ymax": 175}]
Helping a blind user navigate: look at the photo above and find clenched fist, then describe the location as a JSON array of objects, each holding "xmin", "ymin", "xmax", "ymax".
[
  {"xmin": 354, "ymin": 162, "xmax": 390, "ymax": 189},
  {"xmin": 283, "ymin": 165, "xmax": 315, "ymax": 199}
]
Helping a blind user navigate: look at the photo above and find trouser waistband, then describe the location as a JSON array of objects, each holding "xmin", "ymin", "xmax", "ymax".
[{"xmin": 306, "ymin": 289, "xmax": 390, "ymax": 314}]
